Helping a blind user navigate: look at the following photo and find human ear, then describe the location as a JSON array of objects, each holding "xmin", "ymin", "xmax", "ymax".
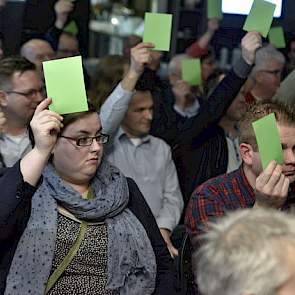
[
  {"xmin": 240, "ymin": 143, "xmax": 255, "ymax": 166},
  {"xmin": 0, "ymin": 91, "xmax": 8, "ymax": 107}
]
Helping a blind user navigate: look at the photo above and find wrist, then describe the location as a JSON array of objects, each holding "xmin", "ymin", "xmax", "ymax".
[
  {"xmin": 32, "ymin": 147, "xmax": 52, "ymax": 162},
  {"xmin": 55, "ymin": 19, "xmax": 65, "ymax": 29}
]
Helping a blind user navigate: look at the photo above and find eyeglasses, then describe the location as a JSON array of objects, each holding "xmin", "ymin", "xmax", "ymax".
[
  {"xmin": 260, "ymin": 69, "xmax": 282, "ymax": 76},
  {"xmin": 6, "ymin": 86, "xmax": 45, "ymax": 98},
  {"xmin": 59, "ymin": 133, "xmax": 110, "ymax": 146}
]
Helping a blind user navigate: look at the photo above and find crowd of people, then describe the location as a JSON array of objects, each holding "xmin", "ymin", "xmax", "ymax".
[{"xmin": 1, "ymin": 0, "xmax": 295, "ymax": 294}]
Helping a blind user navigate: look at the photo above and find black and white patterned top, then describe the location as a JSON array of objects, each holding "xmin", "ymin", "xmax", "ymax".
[{"xmin": 48, "ymin": 213, "xmax": 118, "ymax": 295}]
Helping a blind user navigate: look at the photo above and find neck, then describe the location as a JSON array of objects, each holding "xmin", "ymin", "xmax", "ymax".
[
  {"xmin": 3, "ymin": 119, "xmax": 27, "ymax": 136},
  {"xmin": 251, "ymin": 87, "xmax": 273, "ymax": 101},
  {"xmin": 219, "ymin": 117, "xmax": 239, "ymax": 138},
  {"xmin": 242, "ymin": 163, "xmax": 257, "ymax": 189},
  {"xmin": 175, "ymin": 94, "xmax": 196, "ymax": 110}
]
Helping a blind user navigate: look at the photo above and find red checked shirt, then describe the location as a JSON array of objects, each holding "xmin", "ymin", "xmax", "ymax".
[{"xmin": 185, "ymin": 165, "xmax": 295, "ymax": 250}]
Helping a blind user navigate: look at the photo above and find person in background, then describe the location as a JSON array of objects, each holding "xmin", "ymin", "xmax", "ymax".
[
  {"xmin": 245, "ymin": 44, "xmax": 285, "ymax": 104},
  {"xmin": 195, "ymin": 208, "xmax": 295, "ymax": 295},
  {"xmin": 89, "ymin": 55, "xmax": 129, "ymax": 109},
  {"xmin": 186, "ymin": 101, "xmax": 295, "ymax": 252},
  {"xmin": 56, "ymin": 32, "xmax": 79, "ymax": 58},
  {"xmin": 20, "ymin": 39, "xmax": 55, "ymax": 74},
  {"xmin": 0, "ymin": 57, "xmax": 44, "ymax": 168}
]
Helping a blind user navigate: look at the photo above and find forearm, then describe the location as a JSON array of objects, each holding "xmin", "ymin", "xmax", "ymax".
[
  {"xmin": 100, "ymin": 83, "xmax": 134, "ymax": 135},
  {"xmin": 20, "ymin": 148, "xmax": 49, "ymax": 186},
  {"xmin": 197, "ymin": 30, "xmax": 215, "ymax": 49}
]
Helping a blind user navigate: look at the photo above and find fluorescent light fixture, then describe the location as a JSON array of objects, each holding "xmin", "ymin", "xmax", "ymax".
[{"xmin": 222, "ymin": 0, "xmax": 282, "ymax": 18}]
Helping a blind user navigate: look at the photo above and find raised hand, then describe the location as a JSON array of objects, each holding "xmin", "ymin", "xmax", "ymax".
[
  {"xmin": 254, "ymin": 160, "xmax": 289, "ymax": 209},
  {"xmin": 207, "ymin": 18, "xmax": 219, "ymax": 33},
  {"xmin": 30, "ymin": 98, "xmax": 64, "ymax": 156},
  {"xmin": 241, "ymin": 31, "xmax": 262, "ymax": 65},
  {"xmin": 54, "ymin": 0, "xmax": 74, "ymax": 29},
  {"xmin": 129, "ymin": 42, "xmax": 155, "ymax": 77}
]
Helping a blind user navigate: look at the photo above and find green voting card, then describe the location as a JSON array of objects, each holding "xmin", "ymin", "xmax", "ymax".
[
  {"xmin": 268, "ymin": 26, "xmax": 286, "ymax": 49},
  {"xmin": 252, "ymin": 113, "xmax": 283, "ymax": 170},
  {"xmin": 207, "ymin": 0, "xmax": 223, "ymax": 20},
  {"xmin": 143, "ymin": 12, "xmax": 172, "ymax": 51},
  {"xmin": 182, "ymin": 59, "xmax": 202, "ymax": 86},
  {"xmin": 243, "ymin": 0, "xmax": 276, "ymax": 38},
  {"xmin": 63, "ymin": 21, "xmax": 79, "ymax": 36},
  {"xmin": 43, "ymin": 56, "xmax": 88, "ymax": 115}
]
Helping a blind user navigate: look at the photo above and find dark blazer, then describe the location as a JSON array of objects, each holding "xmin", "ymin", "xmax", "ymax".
[
  {"xmin": 151, "ymin": 68, "xmax": 248, "ymax": 204},
  {"xmin": 0, "ymin": 162, "xmax": 175, "ymax": 295}
]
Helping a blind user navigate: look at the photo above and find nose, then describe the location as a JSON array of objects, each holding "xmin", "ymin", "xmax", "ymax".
[
  {"xmin": 90, "ymin": 138, "xmax": 103, "ymax": 152},
  {"xmin": 284, "ymin": 149, "xmax": 295, "ymax": 165},
  {"xmin": 144, "ymin": 109, "xmax": 153, "ymax": 121}
]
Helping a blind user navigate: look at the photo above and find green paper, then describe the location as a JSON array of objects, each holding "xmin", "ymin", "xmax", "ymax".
[
  {"xmin": 207, "ymin": 0, "xmax": 223, "ymax": 20},
  {"xmin": 181, "ymin": 59, "xmax": 202, "ymax": 86},
  {"xmin": 63, "ymin": 21, "xmax": 79, "ymax": 36},
  {"xmin": 43, "ymin": 56, "xmax": 88, "ymax": 115},
  {"xmin": 143, "ymin": 12, "xmax": 172, "ymax": 51},
  {"xmin": 243, "ymin": 0, "xmax": 276, "ymax": 38},
  {"xmin": 252, "ymin": 113, "xmax": 283, "ymax": 170},
  {"xmin": 268, "ymin": 26, "xmax": 286, "ymax": 48}
]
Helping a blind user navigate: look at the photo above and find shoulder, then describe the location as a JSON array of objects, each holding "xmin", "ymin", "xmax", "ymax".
[{"xmin": 192, "ymin": 169, "xmax": 240, "ymax": 201}]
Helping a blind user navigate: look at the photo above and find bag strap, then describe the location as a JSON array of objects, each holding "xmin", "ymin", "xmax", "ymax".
[
  {"xmin": 45, "ymin": 188, "xmax": 94, "ymax": 294},
  {"xmin": 44, "ymin": 221, "xmax": 88, "ymax": 294}
]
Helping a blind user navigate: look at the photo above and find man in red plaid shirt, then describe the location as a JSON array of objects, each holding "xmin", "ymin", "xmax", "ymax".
[{"xmin": 185, "ymin": 101, "xmax": 295, "ymax": 251}]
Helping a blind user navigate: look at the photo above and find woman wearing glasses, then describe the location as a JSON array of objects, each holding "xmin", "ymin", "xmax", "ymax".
[
  {"xmin": 0, "ymin": 97, "xmax": 174, "ymax": 295},
  {"xmin": 0, "ymin": 43, "xmax": 175, "ymax": 295}
]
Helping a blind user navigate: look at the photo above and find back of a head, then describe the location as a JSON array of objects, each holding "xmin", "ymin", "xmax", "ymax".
[
  {"xmin": 0, "ymin": 56, "xmax": 35, "ymax": 90},
  {"xmin": 239, "ymin": 101, "xmax": 295, "ymax": 151},
  {"xmin": 196, "ymin": 209, "xmax": 295, "ymax": 295}
]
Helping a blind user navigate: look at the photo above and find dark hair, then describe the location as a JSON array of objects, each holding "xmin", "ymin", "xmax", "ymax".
[
  {"xmin": 0, "ymin": 56, "xmax": 36, "ymax": 91},
  {"xmin": 61, "ymin": 102, "xmax": 98, "ymax": 133},
  {"xmin": 135, "ymin": 68, "xmax": 159, "ymax": 92},
  {"xmin": 29, "ymin": 102, "xmax": 98, "ymax": 148}
]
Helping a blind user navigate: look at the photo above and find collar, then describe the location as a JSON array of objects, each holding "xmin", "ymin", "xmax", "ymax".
[
  {"xmin": 239, "ymin": 164, "xmax": 255, "ymax": 200},
  {"xmin": 173, "ymin": 98, "xmax": 200, "ymax": 118},
  {"xmin": 117, "ymin": 127, "xmax": 151, "ymax": 145}
]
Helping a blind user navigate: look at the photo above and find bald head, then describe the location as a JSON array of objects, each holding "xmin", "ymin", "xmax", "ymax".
[{"xmin": 20, "ymin": 39, "xmax": 55, "ymax": 68}]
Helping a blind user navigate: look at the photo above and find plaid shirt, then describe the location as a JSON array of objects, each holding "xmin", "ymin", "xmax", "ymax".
[
  {"xmin": 185, "ymin": 165, "xmax": 295, "ymax": 250},
  {"xmin": 185, "ymin": 166, "xmax": 255, "ymax": 243}
]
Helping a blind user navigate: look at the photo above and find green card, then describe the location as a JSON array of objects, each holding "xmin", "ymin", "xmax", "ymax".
[
  {"xmin": 143, "ymin": 12, "xmax": 172, "ymax": 51},
  {"xmin": 207, "ymin": 0, "xmax": 223, "ymax": 20},
  {"xmin": 268, "ymin": 26, "xmax": 286, "ymax": 49},
  {"xmin": 63, "ymin": 21, "xmax": 79, "ymax": 36},
  {"xmin": 252, "ymin": 113, "xmax": 283, "ymax": 170},
  {"xmin": 243, "ymin": 0, "xmax": 276, "ymax": 38},
  {"xmin": 43, "ymin": 56, "xmax": 88, "ymax": 115},
  {"xmin": 181, "ymin": 59, "xmax": 202, "ymax": 86}
]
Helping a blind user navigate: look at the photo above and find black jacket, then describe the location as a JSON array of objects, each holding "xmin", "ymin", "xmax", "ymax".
[
  {"xmin": 150, "ymin": 63, "xmax": 250, "ymax": 204},
  {"xmin": 0, "ymin": 162, "xmax": 175, "ymax": 295}
]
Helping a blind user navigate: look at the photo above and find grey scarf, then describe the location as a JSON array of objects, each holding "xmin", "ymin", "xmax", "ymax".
[{"xmin": 5, "ymin": 160, "xmax": 156, "ymax": 295}]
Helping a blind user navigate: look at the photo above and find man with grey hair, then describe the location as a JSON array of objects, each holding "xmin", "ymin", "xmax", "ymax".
[
  {"xmin": 167, "ymin": 54, "xmax": 202, "ymax": 119},
  {"xmin": 195, "ymin": 208, "xmax": 295, "ymax": 295},
  {"xmin": 245, "ymin": 43, "xmax": 285, "ymax": 104}
]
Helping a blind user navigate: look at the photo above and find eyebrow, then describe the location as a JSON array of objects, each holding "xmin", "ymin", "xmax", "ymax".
[{"xmin": 75, "ymin": 128, "xmax": 102, "ymax": 135}]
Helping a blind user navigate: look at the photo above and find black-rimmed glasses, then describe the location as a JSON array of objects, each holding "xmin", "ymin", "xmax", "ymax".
[
  {"xmin": 6, "ymin": 86, "xmax": 45, "ymax": 98},
  {"xmin": 60, "ymin": 133, "xmax": 110, "ymax": 146}
]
